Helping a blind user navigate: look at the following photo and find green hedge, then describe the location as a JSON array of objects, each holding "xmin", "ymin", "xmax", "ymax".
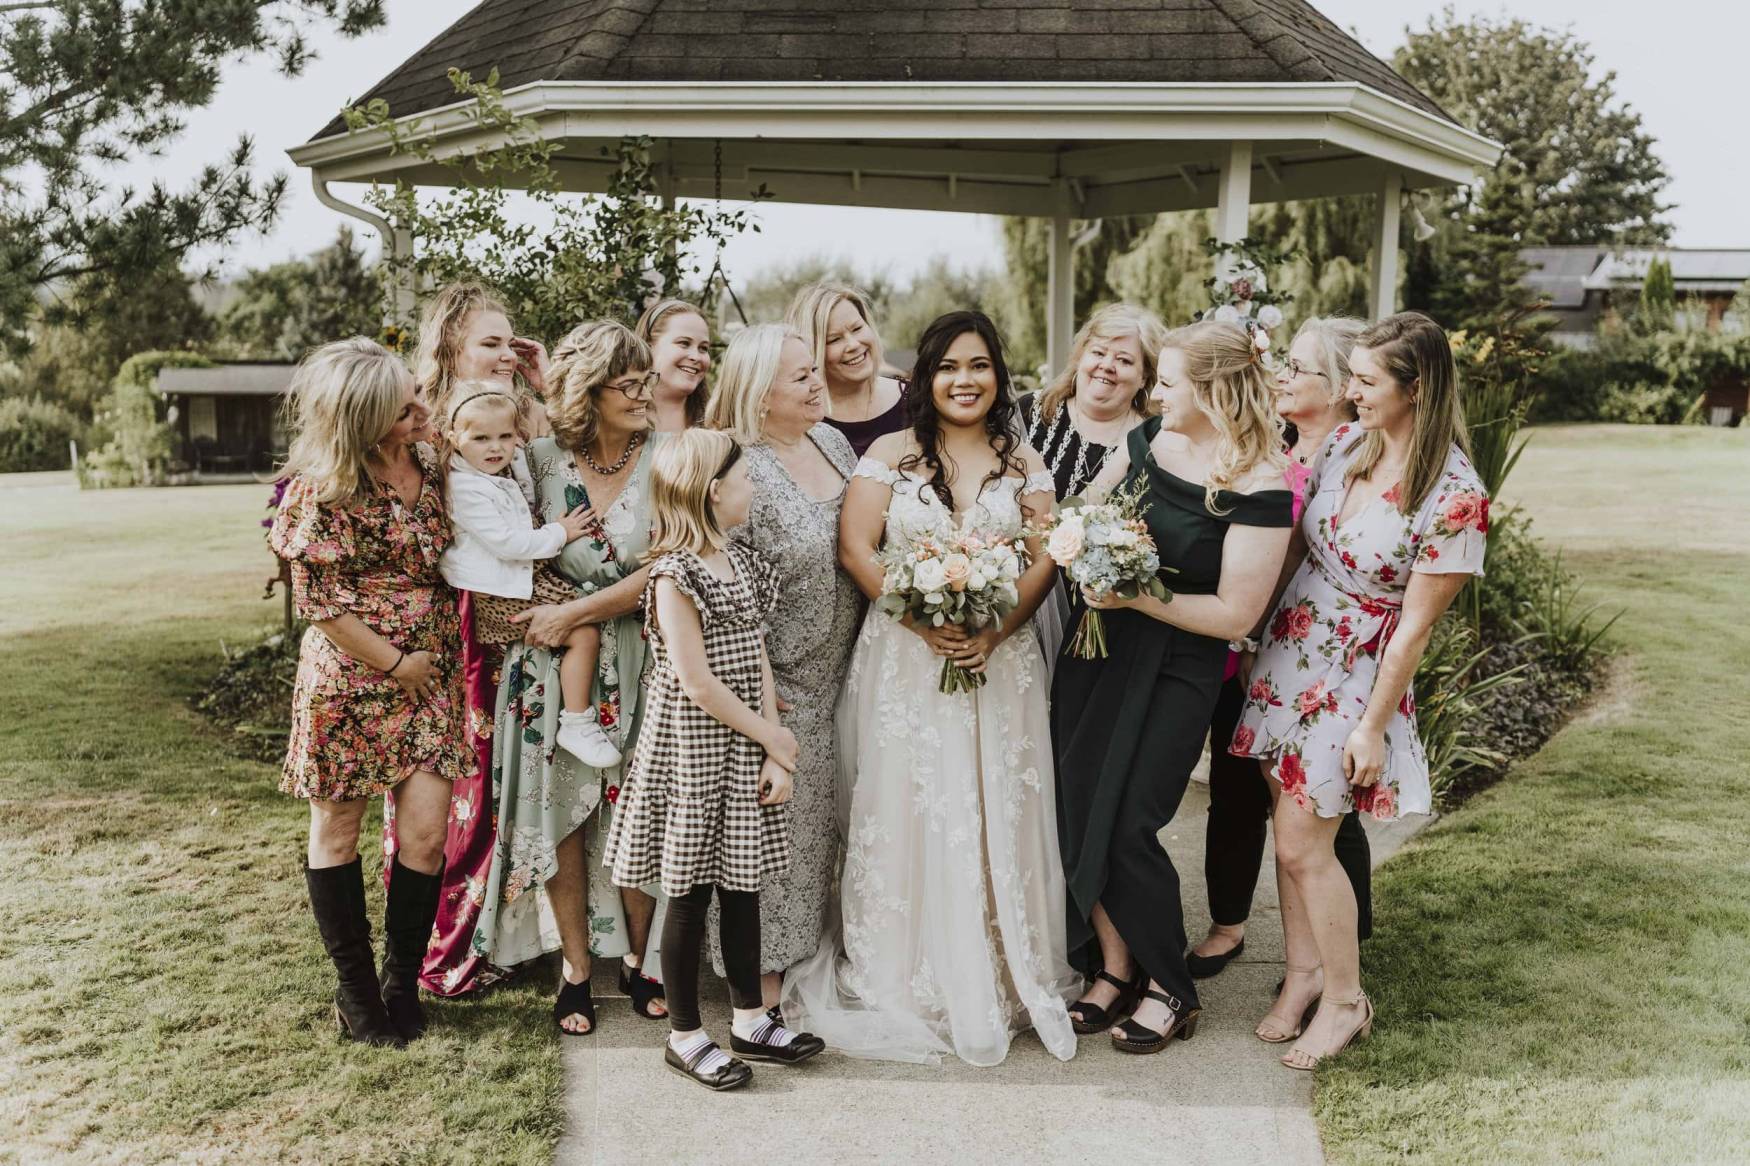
[
  {"xmin": 0, "ymin": 396, "xmax": 87, "ymax": 472},
  {"xmin": 1531, "ymin": 329, "xmax": 1750, "ymax": 423}
]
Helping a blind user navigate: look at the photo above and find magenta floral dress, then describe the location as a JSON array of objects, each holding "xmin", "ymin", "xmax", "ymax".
[
  {"xmin": 1231, "ymin": 425, "xmax": 1489, "ymax": 821},
  {"xmin": 268, "ymin": 443, "xmax": 474, "ymax": 801}
]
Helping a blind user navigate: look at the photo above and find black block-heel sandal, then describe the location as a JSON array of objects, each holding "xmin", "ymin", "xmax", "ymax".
[
  {"xmin": 554, "ymin": 975, "xmax": 596, "ymax": 1036},
  {"xmin": 1110, "ymin": 988, "xmax": 1200, "ymax": 1054},
  {"xmin": 618, "ymin": 960, "xmax": 667, "ymax": 1019},
  {"xmin": 1068, "ymin": 968, "xmax": 1145, "ymax": 1035}
]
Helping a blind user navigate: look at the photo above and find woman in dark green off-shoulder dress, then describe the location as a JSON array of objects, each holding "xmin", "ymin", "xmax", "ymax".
[{"xmin": 1051, "ymin": 322, "xmax": 1294, "ymax": 1054}]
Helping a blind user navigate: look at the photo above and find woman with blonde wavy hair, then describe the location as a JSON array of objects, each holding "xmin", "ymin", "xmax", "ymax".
[
  {"xmin": 471, "ymin": 320, "xmax": 678, "ymax": 1035},
  {"xmin": 1187, "ymin": 315, "xmax": 1376, "ymax": 983},
  {"xmin": 1051, "ymin": 320, "xmax": 1296, "ymax": 1054},
  {"xmin": 1017, "ymin": 302, "xmax": 1169, "ymax": 665},
  {"xmin": 414, "ymin": 280, "xmax": 553, "ymax": 437},
  {"xmin": 1018, "ymin": 303, "xmax": 1168, "ymax": 500},
  {"xmin": 269, "ymin": 337, "xmax": 474, "ymax": 1048},
  {"xmin": 381, "ymin": 284, "xmax": 554, "ymax": 1003},
  {"xmin": 702, "ymin": 324, "xmax": 859, "ymax": 1012}
]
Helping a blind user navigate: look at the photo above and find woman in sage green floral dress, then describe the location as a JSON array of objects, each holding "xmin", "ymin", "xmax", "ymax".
[{"xmin": 472, "ymin": 321, "xmax": 670, "ymax": 1034}]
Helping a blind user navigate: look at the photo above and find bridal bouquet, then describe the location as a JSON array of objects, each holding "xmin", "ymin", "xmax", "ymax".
[
  {"xmin": 1045, "ymin": 479, "xmax": 1173, "ymax": 658},
  {"xmin": 875, "ymin": 530, "xmax": 1028, "ymax": 694}
]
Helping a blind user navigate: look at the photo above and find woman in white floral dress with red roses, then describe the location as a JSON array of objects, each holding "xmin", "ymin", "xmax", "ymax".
[{"xmin": 1232, "ymin": 312, "xmax": 1489, "ymax": 1071}]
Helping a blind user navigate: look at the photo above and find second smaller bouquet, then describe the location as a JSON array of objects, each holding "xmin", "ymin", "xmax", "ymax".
[
  {"xmin": 1045, "ymin": 479, "xmax": 1173, "ymax": 658},
  {"xmin": 875, "ymin": 529, "xmax": 1028, "ymax": 694}
]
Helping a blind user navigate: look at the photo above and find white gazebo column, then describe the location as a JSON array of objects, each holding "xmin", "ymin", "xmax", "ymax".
[
  {"xmin": 1213, "ymin": 140, "xmax": 1254, "ymax": 266},
  {"xmin": 1046, "ymin": 210, "xmax": 1074, "ymax": 377},
  {"xmin": 390, "ymin": 226, "xmax": 417, "ymax": 322},
  {"xmin": 1370, "ymin": 172, "xmax": 1404, "ymax": 320}
]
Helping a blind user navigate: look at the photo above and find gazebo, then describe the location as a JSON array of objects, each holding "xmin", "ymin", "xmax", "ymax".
[{"xmin": 288, "ymin": 0, "xmax": 1501, "ymax": 371}]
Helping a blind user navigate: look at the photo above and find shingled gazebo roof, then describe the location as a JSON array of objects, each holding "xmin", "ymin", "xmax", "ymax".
[
  {"xmin": 313, "ymin": 0, "xmax": 1450, "ymax": 141},
  {"xmin": 291, "ymin": 0, "xmax": 1500, "ymax": 365}
]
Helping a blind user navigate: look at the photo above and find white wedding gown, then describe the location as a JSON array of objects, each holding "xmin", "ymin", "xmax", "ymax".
[{"xmin": 781, "ymin": 460, "xmax": 1079, "ymax": 1066}]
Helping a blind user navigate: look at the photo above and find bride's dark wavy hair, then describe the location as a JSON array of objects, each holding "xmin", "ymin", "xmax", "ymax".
[{"xmin": 898, "ymin": 310, "xmax": 1023, "ymax": 510}]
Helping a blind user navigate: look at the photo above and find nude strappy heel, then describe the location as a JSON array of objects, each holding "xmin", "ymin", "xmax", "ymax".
[
  {"xmin": 1281, "ymin": 990, "xmax": 1372, "ymax": 1070},
  {"xmin": 1255, "ymin": 964, "xmax": 1322, "ymax": 1044}
]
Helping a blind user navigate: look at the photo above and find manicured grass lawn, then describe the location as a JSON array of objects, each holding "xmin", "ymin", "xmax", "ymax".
[
  {"xmin": 1316, "ymin": 425, "xmax": 1750, "ymax": 1163},
  {"xmin": 0, "ymin": 474, "xmax": 562, "ymax": 1164}
]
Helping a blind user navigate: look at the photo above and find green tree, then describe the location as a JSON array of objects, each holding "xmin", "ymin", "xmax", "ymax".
[
  {"xmin": 1396, "ymin": 12, "xmax": 1671, "ymax": 249},
  {"xmin": 1395, "ymin": 11, "xmax": 1671, "ymax": 333},
  {"xmin": 0, "ymin": 1, "xmax": 386, "ymax": 355},
  {"xmin": 219, "ymin": 226, "xmax": 383, "ymax": 360},
  {"xmin": 347, "ymin": 69, "xmax": 755, "ymax": 344},
  {"xmin": 0, "ymin": 262, "xmax": 212, "ymax": 417},
  {"xmin": 1631, "ymin": 255, "xmax": 1677, "ymax": 335}
]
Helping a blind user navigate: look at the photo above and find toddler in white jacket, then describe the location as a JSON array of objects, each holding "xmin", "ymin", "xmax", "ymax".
[{"xmin": 440, "ymin": 388, "xmax": 621, "ymax": 768}]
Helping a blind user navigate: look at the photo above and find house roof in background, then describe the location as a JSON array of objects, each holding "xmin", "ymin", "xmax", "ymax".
[
  {"xmin": 309, "ymin": 0, "xmax": 1453, "ymax": 142},
  {"xmin": 1521, "ymin": 246, "xmax": 1607, "ymax": 309},
  {"xmin": 1586, "ymin": 249, "xmax": 1750, "ymax": 294},
  {"xmin": 1521, "ymin": 246, "xmax": 1750, "ymax": 308},
  {"xmin": 155, "ymin": 364, "xmax": 298, "ymax": 398}
]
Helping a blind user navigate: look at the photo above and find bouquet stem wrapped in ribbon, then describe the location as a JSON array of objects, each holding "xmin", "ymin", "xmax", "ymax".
[
  {"xmin": 1044, "ymin": 479, "xmax": 1174, "ymax": 659},
  {"xmin": 874, "ymin": 529, "xmax": 1028, "ymax": 694}
]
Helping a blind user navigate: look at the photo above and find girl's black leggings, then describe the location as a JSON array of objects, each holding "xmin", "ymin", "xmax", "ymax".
[{"xmin": 661, "ymin": 883, "xmax": 761, "ymax": 1032}]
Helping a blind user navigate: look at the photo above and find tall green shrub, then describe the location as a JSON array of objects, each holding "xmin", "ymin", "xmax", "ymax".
[
  {"xmin": 81, "ymin": 351, "xmax": 213, "ymax": 487},
  {"xmin": 0, "ymin": 396, "xmax": 85, "ymax": 472}
]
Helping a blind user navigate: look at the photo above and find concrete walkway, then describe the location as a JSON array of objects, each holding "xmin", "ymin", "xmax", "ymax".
[{"xmin": 557, "ymin": 775, "xmax": 1425, "ymax": 1165}]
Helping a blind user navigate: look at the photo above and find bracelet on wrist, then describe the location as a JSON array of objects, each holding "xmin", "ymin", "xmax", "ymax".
[
  {"xmin": 387, "ymin": 650, "xmax": 405, "ymax": 676},
  {"xmin": 1228, "ymin": 635, "xmax": 1260, "ymax": 654}
]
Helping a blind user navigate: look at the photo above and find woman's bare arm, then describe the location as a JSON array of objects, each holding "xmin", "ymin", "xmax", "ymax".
[{"xmin": 1093, "ymin": 522, "xmax": 1292, "ymax": 642}]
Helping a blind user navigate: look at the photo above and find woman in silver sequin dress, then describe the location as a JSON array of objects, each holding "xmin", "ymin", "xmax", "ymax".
[{"xmin": 704, "ymin": 324, "xmax": 862, "ymax": 1010}]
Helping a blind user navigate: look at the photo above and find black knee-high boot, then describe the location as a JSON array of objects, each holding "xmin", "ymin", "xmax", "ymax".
[
  {"xmin": 381, "ymin": 857, "xmax": 441, "ymax": 1041},
  {"xmin": 305, "ymin": 857, "xmax": 404, "ymax": 1048}
]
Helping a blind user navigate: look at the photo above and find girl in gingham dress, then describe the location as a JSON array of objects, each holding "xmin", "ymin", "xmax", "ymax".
[{"xmin": 605, "ymin": 429, "xmax": 826, "ymax": 1090}]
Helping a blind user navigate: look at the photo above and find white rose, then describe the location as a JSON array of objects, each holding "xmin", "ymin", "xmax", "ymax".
[
  {"xmin": 1255, "ymin": 328, "xmax": 1271, "ymax": 352},
  {"xmin": 912, "ymin": 557, "xmax": 947, "ymax": 593},
  {"xmin": 1258, "ymin": 304, "xmax": 1284, "ymax": 329},
  {"xmin": 1213, "ymin": 304, "xmax": 1241, "ymax": 325}
]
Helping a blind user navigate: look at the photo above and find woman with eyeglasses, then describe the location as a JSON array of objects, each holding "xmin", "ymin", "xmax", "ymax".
[
  {"xmin": 1185, "ymin": 317, "xmax": 1375, "ymax": 986},
  {"xmin": 471, "ymin": 321, "xmax": 673, "ymax": 1036}
]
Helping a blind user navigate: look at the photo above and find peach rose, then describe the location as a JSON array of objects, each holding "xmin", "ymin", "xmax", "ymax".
[
  {"xmin": 942, "ymin": 552, "xmax": 973, "ymax": 592},
  {"xmin": 1047, "ymin": 517, "xmax": 1086, "ymax": 563}
]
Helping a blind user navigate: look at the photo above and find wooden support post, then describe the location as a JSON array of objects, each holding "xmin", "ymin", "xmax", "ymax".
[{"xmin": 1371, "ymin": 172, "xmax": 1404, "ymax": 321}]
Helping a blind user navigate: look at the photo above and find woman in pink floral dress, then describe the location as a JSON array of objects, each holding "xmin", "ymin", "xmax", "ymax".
[
  {"xmin": 1232, "ymin": 312, "xmax": 1489, "ymax": 1071},
  {"xmin": 270, "ymin": 338, "xmax": 474, "ymax": 1048}
]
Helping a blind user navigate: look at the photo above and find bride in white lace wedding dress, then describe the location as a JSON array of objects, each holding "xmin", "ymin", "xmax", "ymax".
[{"xmin": 781, "ymin": 312, "xmax": 1079, "ymax": 1067}]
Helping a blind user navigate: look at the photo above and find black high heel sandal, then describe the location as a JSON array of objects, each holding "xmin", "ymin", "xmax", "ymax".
[
  {"xmin": 1110, "ymin": 988, "xmax": 1200, "ymax": 1054},
  {"xmin": 618, "ymin": 960, "xmax": 667, "ymax": 1019},
  {"xmin": 554, "ymin": 975, "xmax": 597, "ymax": 1036},
  {"xmin": 1068, "ymin": 968, "xmax": 1145, "ymax": 1035}
]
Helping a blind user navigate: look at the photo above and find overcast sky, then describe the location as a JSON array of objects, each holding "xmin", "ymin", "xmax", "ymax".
[{"xmin": 120, "ymin": 0, "xmax": 1746, "ymax": 286}]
